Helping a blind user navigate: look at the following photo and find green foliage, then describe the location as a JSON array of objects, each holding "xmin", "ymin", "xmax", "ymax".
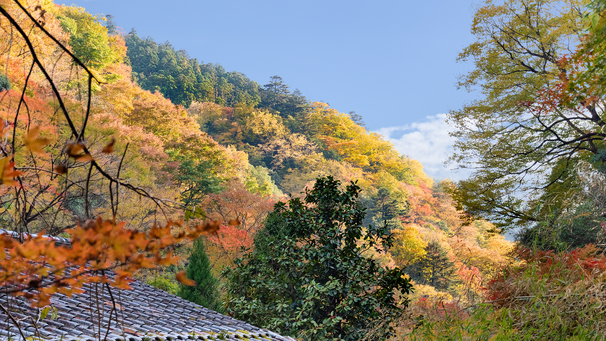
[
  {"xmin": 448, "ymin": 0, "xmax": 592, "ymax": 230},
  {"xmin": 40, "ymin": 306, "xmax": 58, "ymax": 321},
  {"xmin": 0, "ymin": 72, "xmax": 10, "ymax": 92},
  {"xmin": 179, "ymin": 238, "xmax": 222, "ymax": 312},
  {"xmin": 407, "ymin": 305, "xmax": 606, "ymax": 340},
  {"xmin": 104, "ymin": 14, "xmax": 117, "ymax": 35},
  {"xmin": 259, "ymin": 75, "xmax": 310, "ymax": 129},
  {"xmin": 572, "ymin": 0, "xmax": 606, "ymax": 101},
  {"xmin": 125, "ymin": 32, "xmax": 261, "ymax": 107},
  {"xmin": 146, "ymin": 274, "xmax": 179, "ymax": 295},
  {"xmin": 244, "ymin": 165, "xmax": 282, "ymax": 196},
  {"xmin": 176, "ymin": 159, "xmax": 222, "ymax": 207},
  {"xmin": 516, "ymin": 158, "xmax": 606, "ymax": 251},
  {"xmin": 224, "ymin": 176, "xmax": 413, "ymax": 341},
  {"xmin": 365, "ymin": 187, "xmax": 409, "ymax": 231},
  {"xmin": 517, "ymin": 201, "xmax": 606, "ymax": 251},
  {"xmin": 58, "ymin": 6, "xmax": 122, "ymax": 69}
]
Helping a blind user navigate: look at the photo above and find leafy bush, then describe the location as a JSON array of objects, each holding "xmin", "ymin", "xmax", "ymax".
[
  {"xmin": 146, "ymin": 274, "xmax": 179, "ymax": 295},
  {"xmin": 224, "ymin": 176, "xmax": 413, "ymax": 341},
  {"xmin": 403, "ymin": 245, "xmax": 606, "ymax": 340}
]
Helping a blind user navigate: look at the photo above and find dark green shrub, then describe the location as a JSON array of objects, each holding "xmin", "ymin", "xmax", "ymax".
[
  {"xmin": 0, "ymin": 73, "xmax": 10, "ymax": 92},
  {"xmin": 224, "ymin": 176, "xmax": 413, "ymax": 340}
]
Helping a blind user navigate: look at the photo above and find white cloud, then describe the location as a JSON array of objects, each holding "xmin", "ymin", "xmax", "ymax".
[{"xmin": 375, "ymin": 114, "xmax": 470, "ymax": 181}]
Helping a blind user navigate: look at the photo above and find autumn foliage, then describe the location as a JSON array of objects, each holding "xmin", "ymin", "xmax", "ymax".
[
  {"xmin": 485, "ymin": 244, "xmax": 606, "ymax": 305},
  {"xmin": 0, "ymin": 217, "xmax": 224, "ymax": 307},
  {"xmin": 0, "ymin": 0, "xmax": 527, "ymax": 339},
  {"xmin": 0, "ymin": 0, "xmax": 241, "ymax": 317}
]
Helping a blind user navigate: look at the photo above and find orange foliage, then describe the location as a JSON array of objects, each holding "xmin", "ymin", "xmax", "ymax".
[
  {"xmin": 207, "ymin": 224, "xmax": 254, "ymax": 252},
  {"xmin": 0, "ymin": 217, "xmax": 223, "ymax": 307},
  {"xmin": 0, "ymin": 0, "xmax": 245, "ymax": 316},
  {"xmin": 403, "ymin": 181, "xmax": 439, "ymax": 225},
  {"xmin": 202, "ymin": 179, "xmax": 275, "ymax": 239},
  {"xmin": 94, "ymin": 78, "xmax": 240, "ymax": 180},
  {"xmin": 201, "ymin": 179, "xmax": 275, "ymax": 270},
  {"xmin": 486, "ymin": 244, "xmax": 606, "ymax": 305}
]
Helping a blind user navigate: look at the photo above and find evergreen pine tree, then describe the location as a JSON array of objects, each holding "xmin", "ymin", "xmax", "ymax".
[
  {"xmin": 407, "ymin": 241, "xmax": 459, "ymax": 291},
  {"xmin": 178, "ymin": 238, "xmax": 222, "ymax": 311}
]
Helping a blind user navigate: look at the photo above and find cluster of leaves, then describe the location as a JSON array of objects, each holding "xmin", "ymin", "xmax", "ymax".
[{"xmin": 1, "ymin": 217, "xmax": 222, "ymax": 307}]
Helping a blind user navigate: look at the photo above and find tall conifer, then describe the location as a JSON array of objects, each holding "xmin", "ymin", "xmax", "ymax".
[{"xmin": 178, "ymin": 238, "xmax": 222, "ymax": 311}]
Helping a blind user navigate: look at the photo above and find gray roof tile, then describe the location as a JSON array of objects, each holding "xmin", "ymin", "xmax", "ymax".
[
  {"xmin": 0, "ymin": 278, "xmax": 298, "ymax": 341},
  {"xmin": 0, "ymin": 231, "xmax": 297, "ymax": 341}
]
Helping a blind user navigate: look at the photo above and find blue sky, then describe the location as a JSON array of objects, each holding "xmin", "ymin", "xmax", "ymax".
[{"xmin": 65, "ymin": 0, "xmax": 479, "ymax": 180}]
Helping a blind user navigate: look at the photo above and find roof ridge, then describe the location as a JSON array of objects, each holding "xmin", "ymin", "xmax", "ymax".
[
  {"xmin": 0, "ymin": 228, "xmax": 71, "ymax": 246},
  {"xmin": 0, "ymin": 228, "xmax": 72, "ymax": 246}
]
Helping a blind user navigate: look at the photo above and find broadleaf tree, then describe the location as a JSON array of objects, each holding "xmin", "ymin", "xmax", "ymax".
[
  {"xmin": 223, "ymin": 176, "xmax": 413, "ymax": 341},
  {"xmin": 0, "ymin": 3, "xmax": 237, "ymax": 338},
  {"xmin": 448, "ymin": 0, "xmax": 598, "ymax": 230}
]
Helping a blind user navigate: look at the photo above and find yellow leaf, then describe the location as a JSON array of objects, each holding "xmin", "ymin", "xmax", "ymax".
[
  {"xmin": 24, "ymin": 126, "xmax": 50, "ymax": 155},
  {"xmin": 0, "ymin": 158, "xmax": 22, "ymax": 186}
]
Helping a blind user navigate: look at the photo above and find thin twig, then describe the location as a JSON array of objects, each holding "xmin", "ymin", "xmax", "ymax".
[
  {"xmin": 0, "ymin": 302, "xmax": 26, "ymax": 340},
  {"xmin": 85, "ymin": 163, "xmax": 94, "ymax": 219},
  {"xmin": 103, "ymin": 273, "xmax": 117, "ymax": 341}
]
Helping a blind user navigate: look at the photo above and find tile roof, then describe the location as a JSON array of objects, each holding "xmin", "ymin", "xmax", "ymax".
[{"xmin": 0, "ymin": 231, "xmax": 297, "ymax": 341}]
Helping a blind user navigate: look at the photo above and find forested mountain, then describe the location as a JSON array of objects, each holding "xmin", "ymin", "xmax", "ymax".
[
  {"xmin": 117, "ymin": 17, "xmax": 515, "ymax": 337},
  {"xmin": 125, "ymin": 31, "xmax": 261, "ymax": 108}
]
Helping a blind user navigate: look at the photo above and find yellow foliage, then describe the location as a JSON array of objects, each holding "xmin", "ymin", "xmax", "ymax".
[
  {"xmin": 244, "ymin": 110, "xmax": 288, "ymax": 141},
  {"xmin": 405, "ymin": 283, "xmax": 453, "ymax": 303},
  {"xmin": 308, "ymin": 102, "xmax": 424, "ymax": 183},
  {"xmin": 391, "ymin": 226, "xmax": 428, "ymax": 267}
]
